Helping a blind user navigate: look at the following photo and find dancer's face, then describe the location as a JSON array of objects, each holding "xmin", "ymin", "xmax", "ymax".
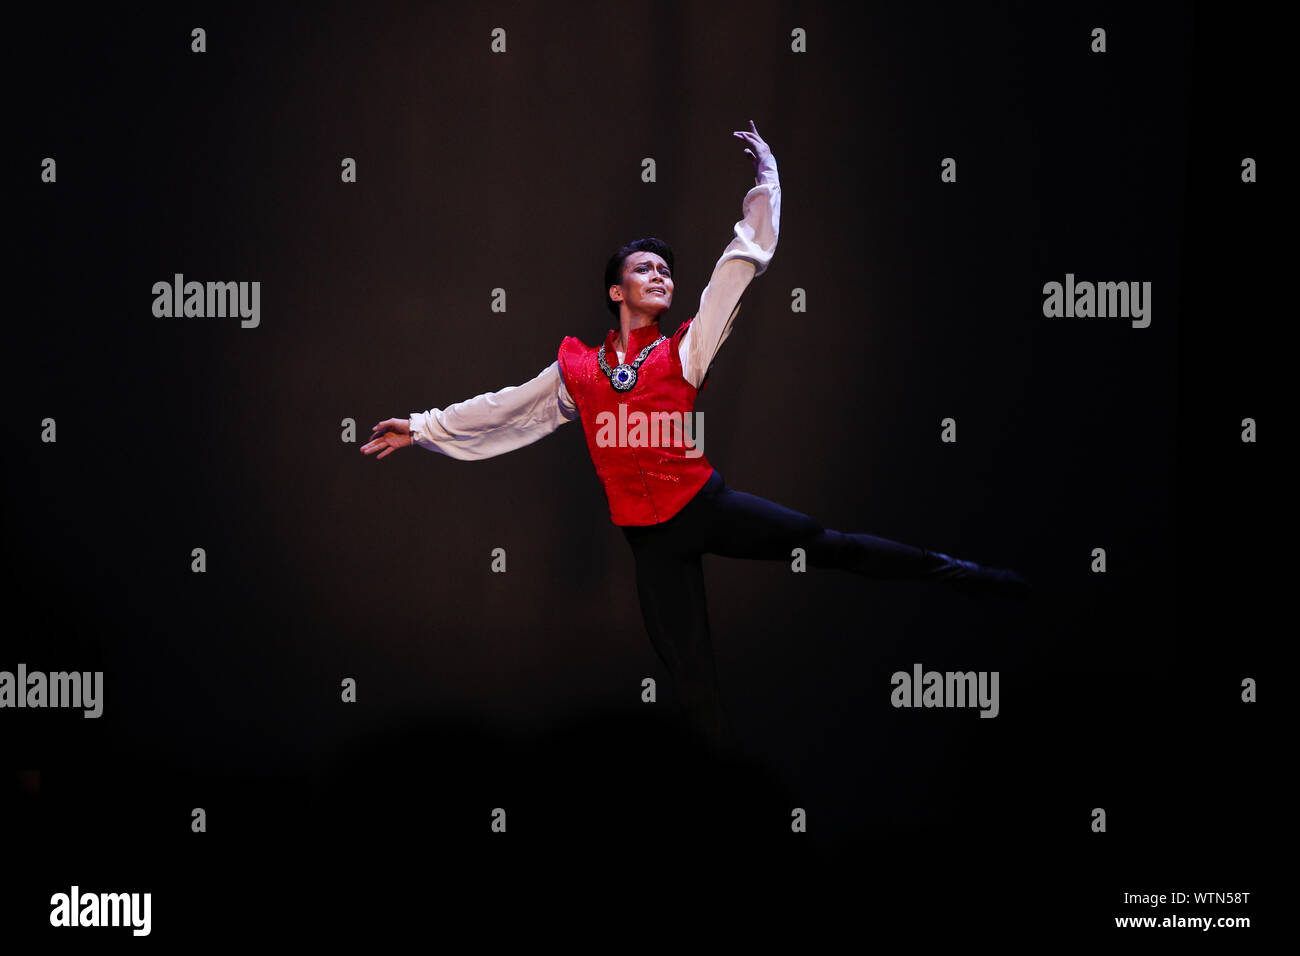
[{"xmin": 611, "ymin": 252, "xmax": 674, "ymax": 318}]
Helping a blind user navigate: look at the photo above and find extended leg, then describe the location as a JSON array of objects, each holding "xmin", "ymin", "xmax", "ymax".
[{"xmin": 698, "ymin": 475, "xmax": 1029, "ymax": 597}]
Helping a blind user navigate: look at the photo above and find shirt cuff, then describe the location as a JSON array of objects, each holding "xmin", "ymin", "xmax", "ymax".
[{"xmin": 408, "ymin": 413, "xmax": 426, "ymax": 447}]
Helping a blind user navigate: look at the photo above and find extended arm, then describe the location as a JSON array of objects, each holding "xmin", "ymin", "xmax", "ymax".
[
  {"xmin": 363, "ymin": 361, "xmax": 578, "ymax": 462},
  {"xmin": 409, "ymin": 360, "xmax": 578, "ymax": 459},
  {"xmin": 679, "ymin": 121, "xmax": 782, "ymax": 389}
]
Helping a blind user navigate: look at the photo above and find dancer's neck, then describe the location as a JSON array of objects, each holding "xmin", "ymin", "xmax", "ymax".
[{"xmin": 616, "ymin": 317, "xmax": 659, "ymax": 353}]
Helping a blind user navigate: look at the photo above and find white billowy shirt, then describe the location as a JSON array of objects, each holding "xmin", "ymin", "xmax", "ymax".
[{"xmin": 409, "ymin": 165, "xmax": 781, "ymax": 459}]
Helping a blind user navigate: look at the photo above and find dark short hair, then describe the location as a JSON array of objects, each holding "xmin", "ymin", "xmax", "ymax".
[{"xmin": 604, "ymin": 238, "xmax": 675, "ymax": 318}]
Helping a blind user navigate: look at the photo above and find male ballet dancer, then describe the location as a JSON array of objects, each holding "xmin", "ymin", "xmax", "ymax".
[{"xmin": 363, "ymin": 120, "xmax": 1027, "ymax": 752}]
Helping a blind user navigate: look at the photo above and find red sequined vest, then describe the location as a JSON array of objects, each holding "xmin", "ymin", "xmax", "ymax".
[{"xmin": 557, "ymin": 318, "xmax": 715, "ymax": 526}]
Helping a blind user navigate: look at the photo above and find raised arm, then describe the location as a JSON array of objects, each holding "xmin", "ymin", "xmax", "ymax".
[
  {"xmin": 680, "ymin": 120, "xmax": 781, "ymax": 390},
  {"xmin": 362, "ymin": 361, "xmax": 578, "ymax": 461}
]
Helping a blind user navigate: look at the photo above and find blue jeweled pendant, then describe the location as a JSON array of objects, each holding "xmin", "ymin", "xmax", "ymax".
[{"xmin": 612, "ymin": 364, "xmax": 637, "ymax": 391}]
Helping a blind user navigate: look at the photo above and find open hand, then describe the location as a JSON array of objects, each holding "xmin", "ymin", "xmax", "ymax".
[
  {"xmin": 361, "ymin": 418, "xmax": 413, "ymax": 460},
  {"xmin": 733, "ymin": 119, "xmax": 775, "ymax": 185}
]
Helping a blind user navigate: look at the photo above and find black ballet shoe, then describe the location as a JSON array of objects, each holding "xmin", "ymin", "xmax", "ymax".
[{"xmin": 919, "ymin": 549, "xmax": 1031, "ymax": 600}]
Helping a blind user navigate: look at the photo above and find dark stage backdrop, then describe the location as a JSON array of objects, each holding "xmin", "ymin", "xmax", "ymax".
[{"xmin": 5, "ymin": 0, "xmax": 1277, "ymax": 943}]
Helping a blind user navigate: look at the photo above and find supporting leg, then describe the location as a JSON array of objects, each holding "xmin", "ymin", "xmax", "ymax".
[{"xmin": 622, "ymin": 529, "xmax": 739, "ymax": 755}]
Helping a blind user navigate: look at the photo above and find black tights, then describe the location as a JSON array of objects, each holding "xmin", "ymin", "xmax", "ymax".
[{"xmin": 621, "ymin": 469, "xmax": 935, "ymax": 752}]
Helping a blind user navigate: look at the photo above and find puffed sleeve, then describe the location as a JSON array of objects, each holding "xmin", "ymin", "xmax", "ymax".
[
  {"xmin": 679, "ymin": 163, "xmax": 781, "ymax": 389},
  {"xmin": 409, "ymin": 360, "xmax": 578, "ymax": 460}
]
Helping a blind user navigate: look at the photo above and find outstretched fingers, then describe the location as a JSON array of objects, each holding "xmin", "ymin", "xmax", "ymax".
[{"xmin": 361, "ymin": 428, "xmax": 392, "ymax": 455}]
